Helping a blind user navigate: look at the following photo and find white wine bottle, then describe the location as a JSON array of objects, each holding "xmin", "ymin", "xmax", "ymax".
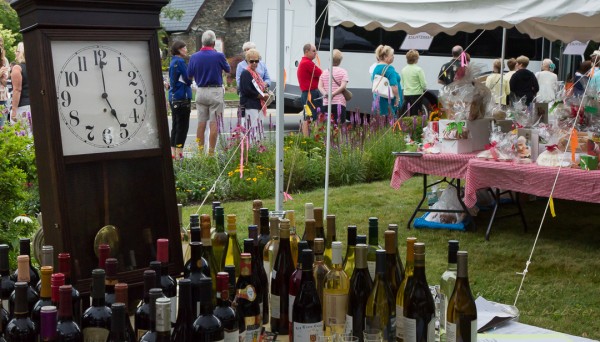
[
  {"xmin": 403, "ymin": 242, "xmax": 435, "ymax": 342},
  {"xmin": 440, "ymin": 240, "xmax": 459, "ymax": 342},
  {"xmin": 396, "ymin": 237, "xmax": 416, "ymax": 342},
  {"xmin": 366, "ymin": 250, "xmax": 396, "ymax": 342},
  {"xmin": 323, "ymin": 241, "xmax": 349, "ymax": 332},
  {"xmin": 446, "ymin": 251, "xmax": 477, "ymax": 342}
]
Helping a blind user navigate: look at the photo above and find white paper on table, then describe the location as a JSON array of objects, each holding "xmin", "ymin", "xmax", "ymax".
[
  {"xmin": 477, "ymin": 333, "xmax": 574, "ymax": 341},
  {"xmin": 476, "ymin": 296, "xmax": 517, "ymax": 332}
]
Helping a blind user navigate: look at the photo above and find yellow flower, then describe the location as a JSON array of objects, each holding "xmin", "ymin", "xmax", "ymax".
[
  {"xmin": 228, "ymin": 171, "xmax": 234, "ymax": 177},
  {"xmin": 246, "ymin": 177, "xmax": 251, "ymax": 181},
  {"xmin": 301, "ymin": 141, "xmax": 306, "ymax": 144},
  {"xmin": 201, "ymin": 187, "xmax": 206, "ymax": 191},
  {"xmin": 252, "ymin": 177, "xmax": 257, "ymax": 182}
]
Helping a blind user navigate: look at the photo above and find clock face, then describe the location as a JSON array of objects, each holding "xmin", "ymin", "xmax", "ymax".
[{"xmin": 51, "ymin": 41, "xmax": 160, "ymax": 155}]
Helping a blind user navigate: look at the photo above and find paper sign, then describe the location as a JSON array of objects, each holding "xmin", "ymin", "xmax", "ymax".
[
  {"xmin": 563, "ymin": 40, "xmax": 589, "ymax": 55},
  {"xmin": 401, "ymin": 32, "xmax": 434, "ymax": 50},
  {"xmin": 477, "ymin": 333, "xmax": 574, "ymax": 341}
]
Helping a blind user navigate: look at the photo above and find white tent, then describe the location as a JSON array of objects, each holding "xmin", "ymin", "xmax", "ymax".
[{"xmin": 329, "ymin": 0, "xmax": 600, "ymax": 43}]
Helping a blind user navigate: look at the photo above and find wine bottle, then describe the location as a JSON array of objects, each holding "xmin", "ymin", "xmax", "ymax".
[
  {"xmin": 342, "ymin": 226, "xmax": 357, "ymax": 280},
  {"xmin": 82, "ymin": 269, "xmax": 112, "ymax": 342},
  {"xmin": 155, "ymin": 239, "xmax": 177, "ymax": 327},
  {"xmin": 188, "ymin": 242, "xmax": 209, "ymax": 317},
  {"xmin": 288, "ymin": 240, "xmax": 309, "ymax": 340},
  {"xmin": 212, "ymin": 207, "xmax": 228, "ymax": 274},
  {"xmin": 384, "ymin": 230, "xmax": 403, "ymax": 296},
  {"xmin": 252, "ymin": 200, "xmax": 262, "ymax": 226},
  {"xmin": 185, "ymin": 231, "xmax": 210, "ymax": 281},
  {"xmin": 265, "ymin": 216, "xmax": 280, "ymax": 281},
  {"xmin": 0, "ymin": 245, "xmax": 15, "ymax": 314},
  {"xmin": 314, "ymin": 208, "xmax": 325, "ymax": 241},
  {"xmin": 292, "ymin": 249, "xmax": 323, "ymax": 340},
  {"xmin": 286, "ymin": 210, "xmax": 301, "ymax": 267},
  {"xmin": 212, "ymin": 201, "xmax": 222, "ymax": 225},
  {"xmin": 214, "ymin": 272, "xmax": 239, "ymax": 342},
  {"xmin": 32, "ymin": 265, "xmax": 53, "ymax": 329},
  {"xmin": 135, "ymin": 270, "xmax": 157, "ymax": 339},
  {"xmin": 301, "ymin": 203, "xmax": 314, "ymax": 241},
  {"xmin": 345, "ymin": 244, "xmax": 372, "ymax": 338},
  {"xmin": 304, "ymin": 219, "xmax": 316, "ymax": 250},
  {"xmin": 36, "ymin": 245, "xmax": 53, "ymax": 293},
  {"xmin": 224, "ymin": 266, "xmax": 237, "ymax": 303},
  {"xmin": 97, "ymin": 244, "xmax": 110, "ymax": 270},
  {"xmin": 6, "ymin": 282, "xmax": 36, "ymax": 342},
  {"xmin": 396, "ymin": 237, "xmax": 417, "ymax": 342},
  {"xmin": 9, "ymin": 255, "xmax": 39, "ymax": 318},
  {"xmin": 57, "ymin": 285, "xmax": 82, "ymax": 342},
  {"xmin": 222, "ymin": 214, "xmax": 242, "ymax": 277},
  {"xmin": 323, "ymin": 215, "xmax": 336, "ymax": 269},
  {"xmin": 247, "ymin": 225, "xmax": 269, "ymax": 316},
  {"xmin": 192, "ymin": 278, "xmax": 223, "ymax": 342},
  {"xmin": 171, "ymin": 279, "xmax": 193, "ymax": 342},
  {"xmin": 387, "ymin": 224, "xmax": 405, "ymax": 279},
  {"xmin": 257, "ymin": 208, "xmax": 270, "ymax": 274},
  {"xmin": 242, "ymin": 239, "xmax": 264, "ymax": 326},
  {"xmin": 367, "ymin": 217, "xmax": 382, "ymax": 280},
  {"xmin": 366, "ymin": 250, "xmax": 396, "ymax": 342},
  {"xmin": 234, "ymin": 254, "xmax": 261, "ymax": 341},
  {"xmin": 10, "ymin": 239, "xmax": 39, "ymax": 286},
  {"xmin": 154, "ymin": 298, "xmax": 171, "ymax": 342},
  {"xmin": 51, "ymin": 273, "xmax": 64, "ymax": 307},
  {"xmin": 104, "ymin": 258, "xmax": 118, "ymax": 308},
  {"xmin": 0, "ymin": 300, "xmax": 7, "ymax": 342},
  {"xmin": 113, "ymin": 283, "xmax": 134, "ymax": 342},
  {"xmin": 440, "ymin": 240, "xmax": 459, "ymax": 342},
  {"xmin": 40, "ymin": 305, "xmax": 58, "ymax": 342},
  {"xmin": 139, "ymin": 289, "xmax": 165, "ymax": 342},
  {"xmin": 446, "ymin": 251, "xmax": 477, "ymax": 342},
  {"xmin": 270, "ymin": 219, "xmax": 294, "ymax": 335},
  {"xmin": 57, "ymin": 253, "xmax": 81, "ymax": 327},
  {"xmin": 357, "ymin": 235, "xmax": 367, "ymax": 245},
  {"xmin": 312, "ymin": 238, "xmax": 329, "ymax": 308},
  {"xmin": 200, "ymin": 214, "xmax": 219, "ymax": 292},
  {"xmin": 108, "ymin": 303, "xmax": 130, "ymax": 342},
  {"xmin": 183, "ymin": 215, "xmax": 200, "ymax": 278},
  {"xmin": 323, "ymin": 241, "xmax": 349, "ymax": 332},
  {"xmin": 403, "ymin": 243, "xmax": 435, "ymax": 342}
]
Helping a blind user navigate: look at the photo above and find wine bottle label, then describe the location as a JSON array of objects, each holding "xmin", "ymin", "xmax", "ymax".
[
  {"xmin": 224, "ymin": 330, "xmax": 239, "ymax": 342},
  {"xmin": 242, "ymin": 317, "xmax": 261, "ymax": 342},
  {"xmin": 367, "ymin": 261, "xmax": 376, "ymax": 279},
  {"xmin": 447, "ymin": 320, "xmax": 477, "ymax": 342},
  {"xmin": 137, "ymin": 329, "xmax": 148, "ymax": 340},
  {"xmin": 440, "ymin": 293, "xmax": 447, "ymax": 332},
  {"xmin": 263, "ymin": 262, "xmax": 270, "ymax": 281},
  {"xmin": 270, "ymin": 294, "xmax": 281, "ymax": 319},
  {"xmin": 1, "ymin": 299, "xmax": 8, "ymax": 313},
  {"xmin": 170, "ymin": 296, "xmax": 177, "ymax": 324},
  {"xmin": 293, "ymin": 321, "xmax": 323, "ymax": 341},
  {"xmin": 288, "ymin": 294, "xmax": 295, "ymax": 320},
  {"xmin": 396, "ymin": 305, "xmax": 404, "ymax": 339},
  {"xmin": 344, "ymin": 314, "xmax": 353, "ymax": 336},
  {"xmin": 237, "ymin": 285, "xmax": 257, "ymax": 302},
  {"xmin": 323, "ymin": 292, "xmax": 348, "ymax": 326},
  {"xmin": 83, "ymin": 327, "xmax": 110, "ymax": 342},
  {"xmin": 447, "ymin": 322, "xmax": 456, "ymax": 342},
  {"xmin": 271, "ymin": 269, "xmax": 277, "ymax": 279},
  {"xmin": 403, "ymin": 316, "xmax": 435, "ymax": 342}
]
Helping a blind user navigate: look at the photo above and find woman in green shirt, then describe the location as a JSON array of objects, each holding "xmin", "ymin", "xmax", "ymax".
[{"xmin": 400, "ymin": 49, "xmax": 427, "ymax": 116}]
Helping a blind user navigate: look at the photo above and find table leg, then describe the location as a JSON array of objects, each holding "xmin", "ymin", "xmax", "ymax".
[
  {"xmin": 485, "ymin": 188, "xmax": 501, "ymax": 241},
  {"xmin": 455, "ymin": 179, "xmax": 476, "ymax": 232},
  {"xmin": 514, "ymin": 192, "xmax": 528, "ymax": 232},
  {"xmin": 407, "ymin": 174, "xmax": 428, "ymax": 229}
]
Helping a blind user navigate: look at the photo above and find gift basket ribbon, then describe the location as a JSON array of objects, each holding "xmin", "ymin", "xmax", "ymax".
[{"xmin": 446, "ymin": 121, "xmax": 466, "ymax": 135}]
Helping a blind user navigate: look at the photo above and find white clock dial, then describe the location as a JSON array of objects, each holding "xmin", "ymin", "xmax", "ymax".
[{"xmin": 51, "ymin": 41, "xmax": 160, "ymax": 155}]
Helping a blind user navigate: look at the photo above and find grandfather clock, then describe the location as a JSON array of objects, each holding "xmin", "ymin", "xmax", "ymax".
[{"xmin": 11, "ymin": 0, "xmax": 183, "ymax": 295}]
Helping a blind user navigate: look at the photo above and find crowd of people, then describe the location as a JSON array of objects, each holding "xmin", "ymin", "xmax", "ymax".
[{"xmin": 0, "ymin": 37, "xmax": 30, "ymax": 133}]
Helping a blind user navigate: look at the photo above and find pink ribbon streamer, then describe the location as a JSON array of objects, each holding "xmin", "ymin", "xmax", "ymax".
[
  {"xmin": 460, "ymin": 52, "xmax": 468, "ymax": 67},
  {"xmin": 239, "ymin": 135, "xmax": 246, "ymax": 179},
  {"xmin": 283, "ymin": 192, "xmax": 294, "ymax": 202}
]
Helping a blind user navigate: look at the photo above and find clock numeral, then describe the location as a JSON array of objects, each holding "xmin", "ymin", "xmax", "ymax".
[
  {"xmin": 117, "ymin": 57, "xmax": 123, "ymax": 72},
  {"xmin": 63, "ymin": 71, "xmax": 79, "ymax": 87},
  {"xmin": 128, "ymin": 71, "xmax": 138, "ymax": 86},
  {"xmin": 133, "ymin": 89, "xmax": 144, "ymax": 105},
  {"xmin": 85, "ymin": 126, "xmax": 95, "ymax": 141},
  {"xmin": 60, "ymin": 91, "xmax": 71, "ymax": 107},
  {"xmin": 77, "ymin": 56, "xmax": 88, "ymax": 72},
  {"xmin": 120, "ymin": 125, "xmax": 129, "ymax": 139},
  {"xmin": 102, "ymin": 128, "xmax": 113, "ymax": 145},
  {"xmin": 94, "ymin": 49, "xmax": 107, "ymax": 66},
  {"xmin": 69, "ymin": 110, "xmax": 80, "ymax": 127},
  {"xmin": 130, "ymin": 108, "xmax": 139, "ymax": 123}
]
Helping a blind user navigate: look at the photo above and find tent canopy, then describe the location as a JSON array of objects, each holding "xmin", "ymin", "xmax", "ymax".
[{"xmin": 329, "ymin": 0, "xmax": 600, "ymax": 43}]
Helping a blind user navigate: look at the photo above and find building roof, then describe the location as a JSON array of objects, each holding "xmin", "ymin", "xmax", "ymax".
[
  {"xmin": 161, "ymin": 0, "xmax": 205, "ymax": 33},
  {"xmin": 224, "ymin": 0, "xmax": 252, "ymax": 19}
]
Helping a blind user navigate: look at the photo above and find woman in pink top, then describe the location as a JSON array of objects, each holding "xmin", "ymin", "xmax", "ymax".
[{"xmin": 318, "ymin": 49, "xmax": 349, "ymax": 123}]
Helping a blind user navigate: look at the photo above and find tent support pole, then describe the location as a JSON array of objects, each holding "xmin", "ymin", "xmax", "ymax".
[
  {"xmin": 275, "ymin": 0, "xmax": 285, "ymax": 211},
  {"xmin": 324, "ymin": 24, "xmax": 334, "ymax": 216},
  {"xmin": 500, "ymin": 28, "xmax": 506, "ymax": 102}
]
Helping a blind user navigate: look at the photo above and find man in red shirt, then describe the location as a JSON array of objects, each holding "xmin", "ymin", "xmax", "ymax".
[{"xmin": 297, "ymin": 43, "xmax": 322, "ymax": 135}]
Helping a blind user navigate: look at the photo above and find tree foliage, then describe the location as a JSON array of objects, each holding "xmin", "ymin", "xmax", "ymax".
[{"xmin": 0, "ymin": 2, "xmax": 21, "ymax": 62}]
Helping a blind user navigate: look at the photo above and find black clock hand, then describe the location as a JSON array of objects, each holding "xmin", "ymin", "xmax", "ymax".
[
  {"xmin": 99, "ymin": 61, "xmax": 123, "ymax": 126},
  {"xmin": 99, "ymin": 61, "xmax": 108, "ymax": 94}
]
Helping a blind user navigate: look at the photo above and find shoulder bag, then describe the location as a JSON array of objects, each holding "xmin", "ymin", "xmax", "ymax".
[
  {"xmin": 332, "ymin": 74, "xmax": 352, "ymax": 101},
  {"xmin": 372, "ymin": 64, "xmax": 391, "ymax": 99}
]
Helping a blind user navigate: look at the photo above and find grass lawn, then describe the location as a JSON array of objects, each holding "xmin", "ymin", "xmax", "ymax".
[{"xmin": 183, "ymin": 178, "xmax": 600, "ymax": 340}]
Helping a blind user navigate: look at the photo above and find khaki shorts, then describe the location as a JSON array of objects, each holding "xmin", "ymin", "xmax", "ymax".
[{"xmin": 196, "ymin": 87, "xmax": 224, "ymax": 122}]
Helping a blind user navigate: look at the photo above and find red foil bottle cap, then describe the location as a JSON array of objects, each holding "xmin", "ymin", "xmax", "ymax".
[
  {"xmin": 157, "ymin": 239, "xmax": 169, "ymax": 263},
  {"xmin": 58, "ymin": 253, "xmax": 71, "ymax": 276},
  {"xmin": 216, "ymin": 272, "xmax": 229, "ymax": 299},
  {"xmin": 98, "ymin": 244, "xmax": 110, "ymax": 269},
  {"xmin": 105, "ymin": 258, "xmax": 118, "ymax": 277},
  {"xmin": 51, "ymin": 273, "xmax": 65, "ymax": 303}
]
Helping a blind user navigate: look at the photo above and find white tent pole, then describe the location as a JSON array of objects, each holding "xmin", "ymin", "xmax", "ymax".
[
  {"xmin": 275, "ymin": 0, "xmax": 285, "ymax": 211},
  {"xmin": 500, "ymin": 28, "xmax": 506, "ymax": 101},
  {"xmin": 541, "ymin": 38, "xmax": 545, "ymax": 60},
  {"xmin": 324, "ymin": 24, "xmax": 334, "ymax": 217}
]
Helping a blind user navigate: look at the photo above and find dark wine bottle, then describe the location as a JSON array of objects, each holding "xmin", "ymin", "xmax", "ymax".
[
  {"xmin": 387, "ymin": 224, "xmax": 405, "ymax": 280},
  {"xmin": 403, "ymin": 243, "xmax": 435, "ymax": 342},
  {"xmin": 6, "ymin": 282, "xmax": 36, "ymax": 342},
  {"xmin": 313, "ymin": 208, "xmax": 325, "ymax": 240},
  {"xmin": 184, "ymin": 215, "xmax": 200, "ymax": 279},
  {"xmin": 40, "ymin": 305, "xmax": 58, "ymax": 342},
  {"xmin": 10, "ymin": 239, "xmax": 39, "ymax": 286},
  {"xmin": 323, "ymin": 215, "xmax": 336, "ymax": 269},
  {"xmin": 192, "ymin": 278, "xmax": 224, "ymax": 342},
  {"xmin": 104, "ymin": 258, "xmax": 118, "ymax": 308},
  {"xmin": 224, "ymin": 265, "xmax": 237, "ymax": 303},
  {"xmin": 154, "ymin": 238, "xmax": 178, "ymax": 327},
  {"xmin": 446, "ymin": 251, "xmax": 477, "ymax": 342},
  {"xmin": 114, "ymin": 283, "xmax": 135, "ymax": 342},
  {"xmin": 304, "ymin": 219, "xmax": 316, "ymax": 250},
  {"xmin": 0, "ymin": 299, "xmax": 7, "ymax": 342},
  {"xmin": 342, "ymin": 226, "xmax": 357, "ymax": 280},
  {"xmin": 257, "ymin": 208, "xmax": 271, "ymax": 273},
  {"xmin": 139, "ymin": 289, "xmax": 165, "ymax": 342},
  {"xmin": 57, "ymin": 253, "xmax": 81, "ymax": 327},
  {"xmin": 108, "ymin": 303, "xmax": 129, "ymax": 342},
  {"xmin": 301, "ymin": 203, "xmax": 315, "ymax": 241},
  {"xmin": 0, "ymin": 245, "xmax": 15, "ymax": 314},
  {"xmin": 384, "ymin": 230, "xmax": 403, "ymax": 297},
  {"xmin": 82, "ymin": 269, "xmax": 112, "ymax": 341},
  {"xmin": 367, "ymin": 217, "xmax": 382, "ymax": 280},
  {"xmin": 288, "ymin": 240, "xmax": 309, "ymax": 340},
  {"xmin": 36, "ymin": 245, "xmax": 53, "ymax": 293},
  {"xmin": 211, "ymin": 207, "xmax": 228, "ymax": 274},
  {"xmin": 213, "ymin": 272, "xmax": 238, "ymax": 341},
  {"xmin": 50, "ymin": 273, "xmax": 64, "ymax": 307},
  {"xmin": 234, "ymin": 254, "xmax": 261, "ymax": 341},
  {"xmin": 242, "ymin": 239, "xmax": 264, "ymax": 325},
  {"xmin": 252, "ymin": 200, "xmax": 262, "ymax": 226},
  {"xmin": 270, "ymin": 219, "xmax": 294, "ymax": 335},
  {"xmin": 345, "ymin": 244, "xmax": 373, "ymax": 338},
  {"xmin": 32, "ymin": 266, "xmax": 53, "ymax": 329},
  {"xmin": 154, "ymin": 298, "xmax": 171, "ymax": 342},
  {"xmin": 200, "ymin": 214, "xmax": 219, "ymax": 293},
  {"xmin": 9, "ymin": 255, "xmax": 39, "ymax": 318},
  {"xmin": 292, "ymin": 249, "xmax": 323, "ymax": 340},
  {"xmin": 188, "ymin": 242, "xmax": 209, "ymax": 317},
  {"xmin": 247, "ymin": 225, "xmax": 268, "ymax": 325},
  {"xmin": 357, "ymin": 235, "xmax": 367, "ymax": 245},
  {"xmin": 171, "ymin": 279, "xmax": 193, "ymax": 342},
  {"xmin": 57, "ymin": 285, "xmax": 82, "ymax": 342},
  {"xmin": 365, "ymin": 250, "xmax": 396, "ymax": 342},
  {"xmin": 135, "ymin": 270, "xmax": 157, "ymax": 339},
  {"xmin": 313, "ymin": 238, "xmax": 329, "ymax": 308},
  {"xmin": 97, "ymin": 244, "xmax": 110, "ymax": 270}
]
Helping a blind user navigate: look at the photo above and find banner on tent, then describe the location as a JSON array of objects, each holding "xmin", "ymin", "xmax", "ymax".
[
  {"xmin": 400, "ymin": 32, "xmax": 434, "ymax": 50},
  {"xmin": 563, "ymin": 40, "xmax": 589, "ymax": 55}
]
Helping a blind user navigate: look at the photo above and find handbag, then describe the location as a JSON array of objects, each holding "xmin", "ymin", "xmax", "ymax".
[
  {"xmin": 264, "ymin": 89, "xmax": 275, "ymax": 107},
  {"xmin": 372, "ymin": 64, "xmax": 391, "ymax": 99},
  {"xmin": 332, "ymin": 74, "xmax": 352, "ymax": 101}
]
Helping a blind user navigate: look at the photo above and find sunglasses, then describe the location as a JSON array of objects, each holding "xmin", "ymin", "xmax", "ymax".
[{"xmin": 248, "ymin": 60, "xmax": 259, "ymax": 64}]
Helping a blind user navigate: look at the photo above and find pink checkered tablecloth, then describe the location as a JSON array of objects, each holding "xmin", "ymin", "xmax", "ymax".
[
  {"xmin": 464, "ymin": 158, "xmax": 600, "ymax": 207},
  {"xmin": 390, "ymin": 152, "xmax": 480, "ymax": 189}
]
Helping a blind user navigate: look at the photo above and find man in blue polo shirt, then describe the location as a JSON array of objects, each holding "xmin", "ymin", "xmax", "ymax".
[{"xmin": 188, "ymin": 30, "xmax": 231, "ymax": 155}]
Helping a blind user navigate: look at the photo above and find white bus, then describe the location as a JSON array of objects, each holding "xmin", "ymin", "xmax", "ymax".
[{"xmin": 250, "ymin": 0, "xmax": 545, "ymax": 113}]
